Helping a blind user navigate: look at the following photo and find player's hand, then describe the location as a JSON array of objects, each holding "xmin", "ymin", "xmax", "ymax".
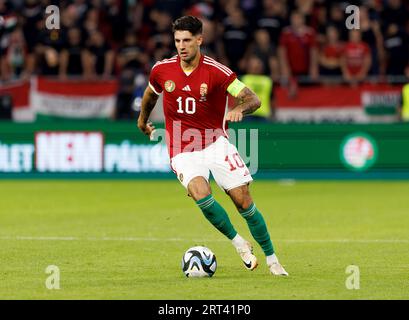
[
  {"xmin": 138, "ymin": 120, "xmax": 156, "ymax": 138},
  {"xmin": 226, "ymin": 110, "xmax": 243, "ymax": 122}
]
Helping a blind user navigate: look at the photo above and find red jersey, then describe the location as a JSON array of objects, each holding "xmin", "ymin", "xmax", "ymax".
[
  {"xmin": 149, "ymin": 54, "xmax": 237, "ymax": 158},
  {"xmin": 279, "ymin": 26, "xmax": 317, "ymax": 75},
  {"xmin": 343, "ymin": 42, "xmax": 370, "ymax": 75},
  {"xmin": 323, "ymin": 43, "xmax": 344, "ymax": 59}
]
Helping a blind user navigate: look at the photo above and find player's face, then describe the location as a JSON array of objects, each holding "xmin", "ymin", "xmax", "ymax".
[{"xmin": 174, "ymin": 30, "xmax": 203, "ymax": 63}]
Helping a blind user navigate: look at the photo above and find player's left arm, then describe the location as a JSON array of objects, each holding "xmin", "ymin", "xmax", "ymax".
[{"xmin": 226, "ymin": 79, "xmax": 261, "ymax": 122}]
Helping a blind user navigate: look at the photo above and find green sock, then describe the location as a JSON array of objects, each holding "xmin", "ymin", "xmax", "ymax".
[
  {"xmin": 239, "ymin": 203, "xmax": 274, "ymax": 256},
  {"xmin": 196, "ymin": 195, "xmax": 237, "ymax": 240}
]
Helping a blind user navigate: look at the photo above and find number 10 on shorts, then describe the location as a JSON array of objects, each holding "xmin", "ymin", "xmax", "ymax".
[{"xmin": 225, "ymin": 153, "xmax": 245, "ymax": 171}]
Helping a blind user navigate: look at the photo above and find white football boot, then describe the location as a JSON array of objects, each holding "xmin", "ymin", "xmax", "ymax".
[
  {"xmin": 236, "ymin": 241, "xmax": 258, "ymax": 271},
  {"xmin": 268, "ymin": 262, "xmax": 289, "ymax": 276}
]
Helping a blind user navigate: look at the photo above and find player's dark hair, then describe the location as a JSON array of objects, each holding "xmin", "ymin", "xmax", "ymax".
[{"xmin": 172, "ymin": 16, "xmax": 203, "ymax": 35}]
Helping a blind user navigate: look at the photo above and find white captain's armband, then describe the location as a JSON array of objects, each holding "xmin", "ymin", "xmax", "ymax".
[{"xmin": 227, "ymin": 78, "xmax": 247, "ymax": 97}]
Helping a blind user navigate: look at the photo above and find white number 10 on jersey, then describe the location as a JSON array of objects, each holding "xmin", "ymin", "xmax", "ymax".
[{"xmin": 177, "ymin": 97, "xmax": 196, "ymax": 114}]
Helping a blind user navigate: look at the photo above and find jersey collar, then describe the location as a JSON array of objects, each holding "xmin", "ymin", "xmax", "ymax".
[{"xmin": 178, "ymin": 53, "xmax": 204, "ymax": 77}]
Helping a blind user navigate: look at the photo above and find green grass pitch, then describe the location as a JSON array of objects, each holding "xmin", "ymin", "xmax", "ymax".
[{"xmin": 0, "ymin": 180, "xmax": 408, "ymax": 299}]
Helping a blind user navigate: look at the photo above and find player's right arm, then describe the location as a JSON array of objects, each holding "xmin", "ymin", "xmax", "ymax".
[{"xmin": 137, "ymin": 85, "xmax": 159, "ymax": 137}]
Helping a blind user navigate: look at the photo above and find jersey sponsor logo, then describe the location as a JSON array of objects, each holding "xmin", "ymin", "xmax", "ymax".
[
  {"xmin": 200, "ymin": 83, "xmax": 208, "ymax": 102},
  {"xmin": 182, "ymin": 85, "xmax": 191, "ymax": 91},
  {"xmin": 165, "ymin": 80, "xmax": 176, "ymax": 92}
]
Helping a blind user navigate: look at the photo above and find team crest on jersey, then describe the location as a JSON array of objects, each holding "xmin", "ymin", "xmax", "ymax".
[
  {"xmin": 200, "ymin": 83, "xmax": 208, "ymax": 102},
  {"xmin": 165, "ymin": 80, "xmax": 176, "ymax": 92}
]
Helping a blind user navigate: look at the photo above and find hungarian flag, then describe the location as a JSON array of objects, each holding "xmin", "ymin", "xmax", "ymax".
[{"xmin": 31, "ymin": 76, "xmax": 118, "ymax": 120}]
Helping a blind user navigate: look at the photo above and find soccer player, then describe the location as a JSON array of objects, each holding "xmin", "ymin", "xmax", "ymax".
[{"xmin": 138, "ymin": 16, "xmax": 288, "ymax": 276}]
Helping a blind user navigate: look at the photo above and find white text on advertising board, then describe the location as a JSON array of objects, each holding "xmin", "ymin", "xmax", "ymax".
[
  {"xmin": 0, "ymin": 142, "xmax": 34, "ymax": 172},
  {"xmin": 35, "ymin": 132, "xmax": 104, "ymax": 172}
]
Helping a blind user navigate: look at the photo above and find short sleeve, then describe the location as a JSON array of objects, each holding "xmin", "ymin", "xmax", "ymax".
[
  {"xmin": 221, "ymin": 72, "xmax": 237, "ymax": 93},
  {"xmin": 148, "ymin": 64, "xmax": 163, "ymax": 95}
]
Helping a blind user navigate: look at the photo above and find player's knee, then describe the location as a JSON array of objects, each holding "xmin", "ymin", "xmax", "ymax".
[
  {"xmin": 191, "ymin": 190, "xmax": 211, "ymax": 201},
  {"xmin": 236, "ymin": 198, "xmax": 253, "ymax": 212},
  {"xmin": 188, "ymin": 177, "xmax": 211, "ymax": 201},
  {"xmin": 230, "ymin": 194, "xmax": 253, "ymax": 211},
  {"xmin": 228, "ymin": 186, "xmax": 253, "ymax": 211}
]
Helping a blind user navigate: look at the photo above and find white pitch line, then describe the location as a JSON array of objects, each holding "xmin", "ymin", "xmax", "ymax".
[
  {"xmin": 0, "ymin": 236, "xmax": 408, "ymax": 244},
  {"xmin": 279, "ymin": 239, "xmax": 409, "ymax": 243}
]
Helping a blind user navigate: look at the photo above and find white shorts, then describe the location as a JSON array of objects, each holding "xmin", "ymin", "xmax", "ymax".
[{"xmin": 170, "ymin": 136, "xmax": 253, "ymax": 192}]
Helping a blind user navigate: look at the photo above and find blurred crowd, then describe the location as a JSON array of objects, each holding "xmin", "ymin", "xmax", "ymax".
[{"xmin": 0, "ymin": 0, "xmax": 408, "ymax": 118}]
